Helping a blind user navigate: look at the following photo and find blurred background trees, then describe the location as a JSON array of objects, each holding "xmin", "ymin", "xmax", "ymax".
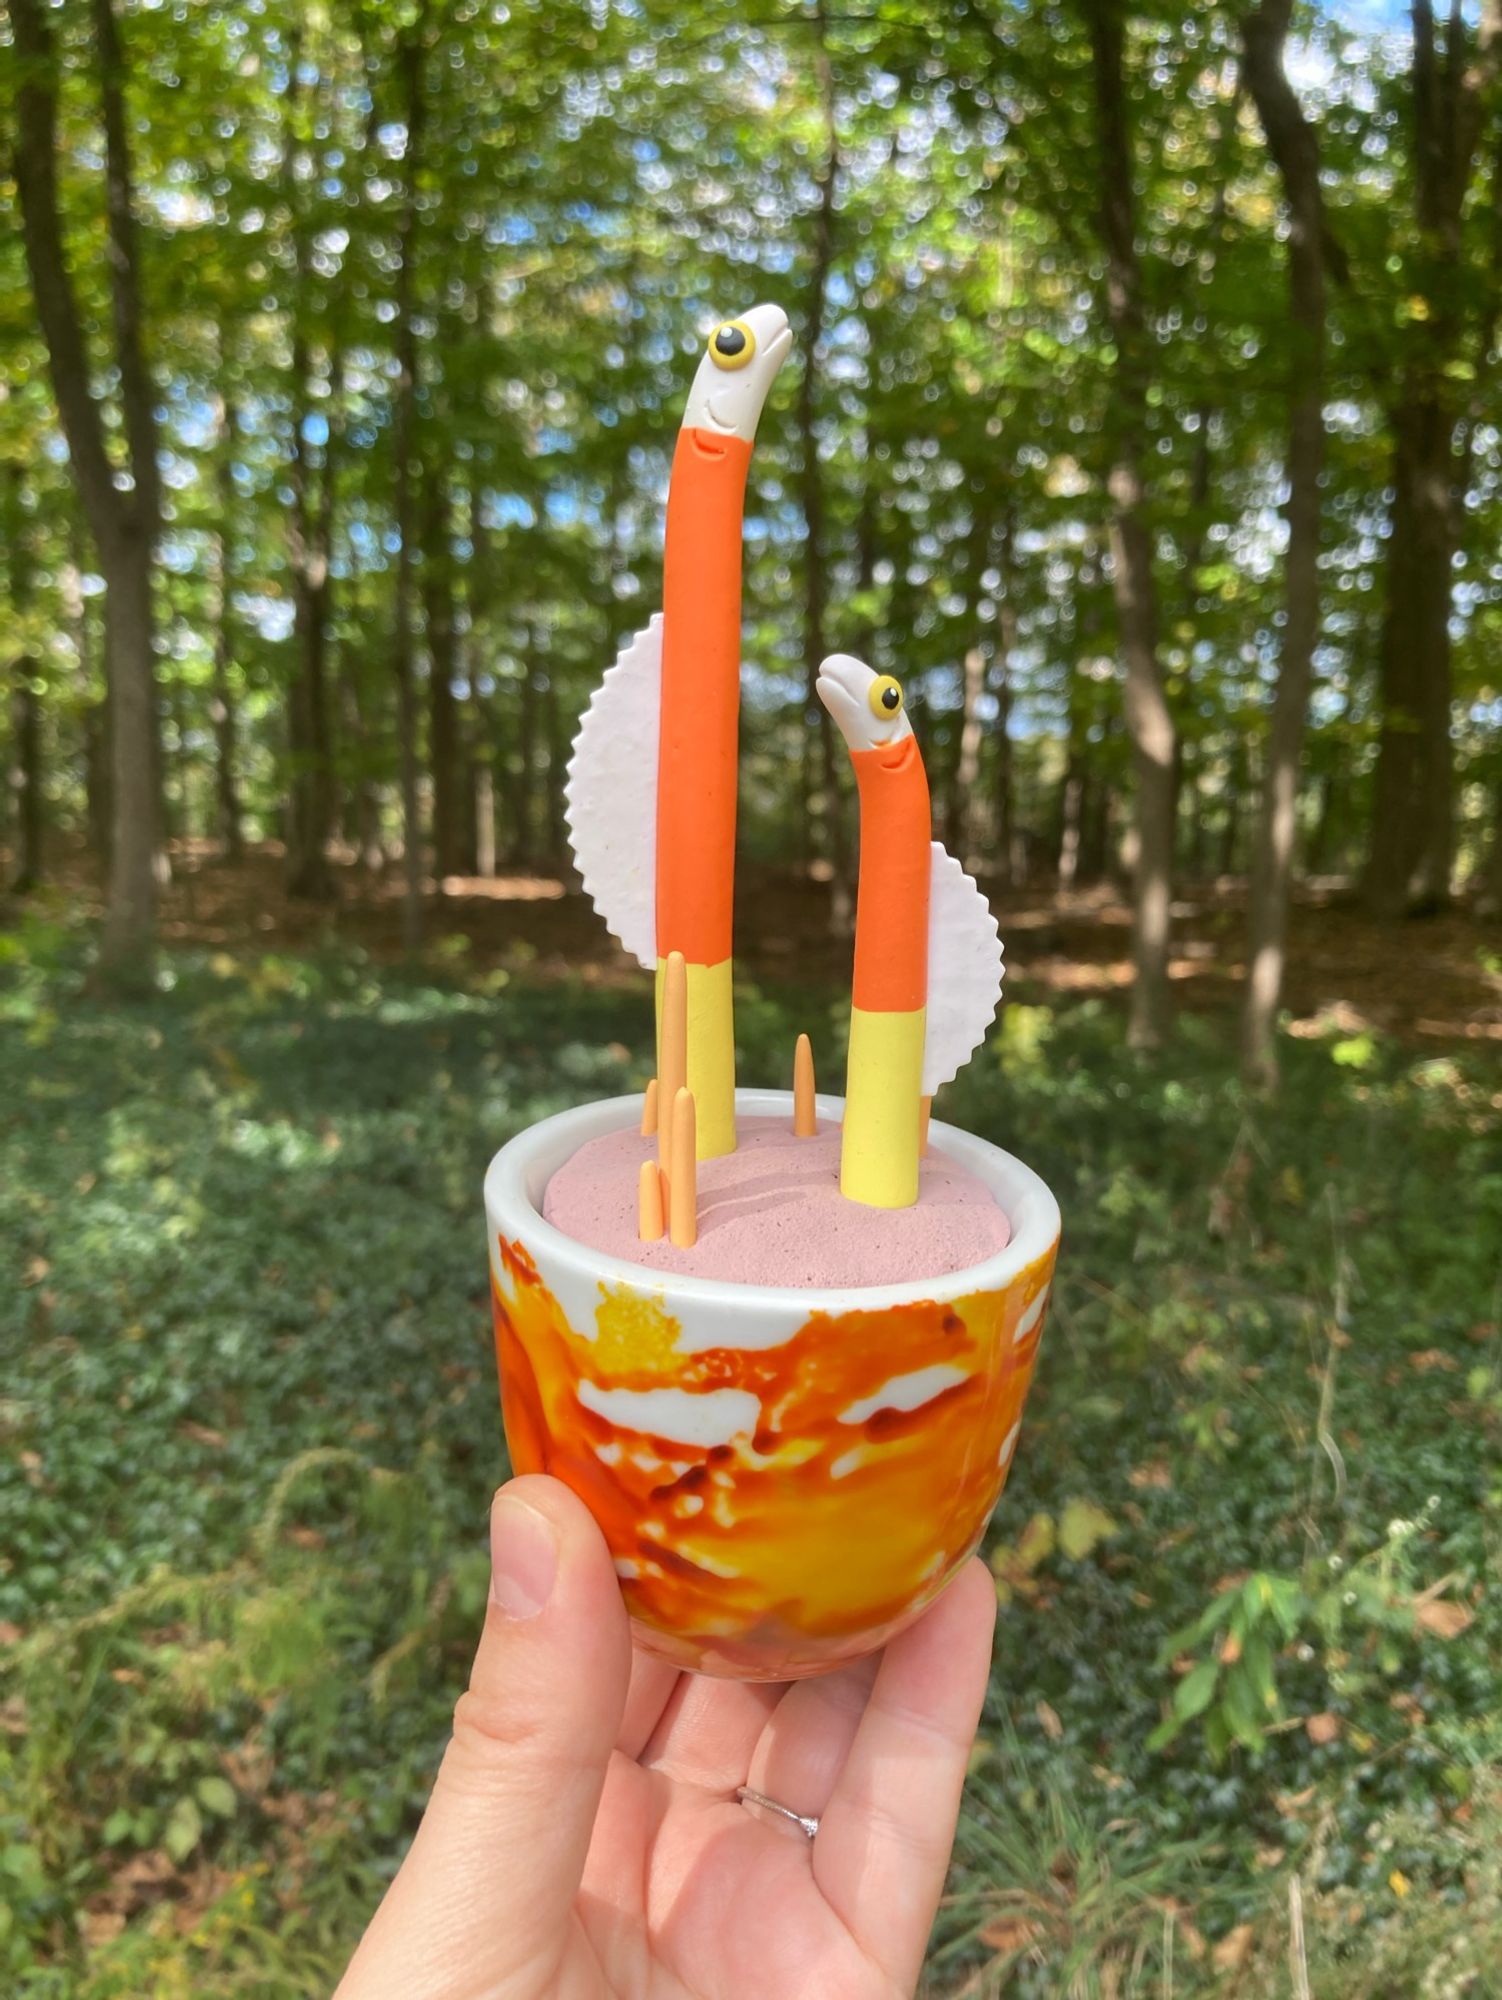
[{"xmin": 1, "ymin": 0, "xmax": 1499, "ymax": 1058}]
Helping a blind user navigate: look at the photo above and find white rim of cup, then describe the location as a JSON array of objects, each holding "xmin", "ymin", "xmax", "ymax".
[{"xmin": 484, "ymin": 1088, "xmax": 1061, "ymax": 1321}]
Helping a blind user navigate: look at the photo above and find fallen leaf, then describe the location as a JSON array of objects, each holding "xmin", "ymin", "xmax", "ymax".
[
  {"xmin": 176, "ymin": 1421, "xmax": 227, "ymax": 1449},
  {"xmin": 1414, "ymin": 1597, "xmax": 1474, "ymax": 1640},
  {"xmin": 1389, "ymin": 1869, "xmax": 1411, "ymax": 1898},
  {"xmin": 1015, "ymin": 1513, "xmax": 1057, "ymax": 1571},
  {"xmin": 1213, "ymin": 1922, "xmax": 1254, "ymax": 1971},
  {"xmin": 23, "ymin": 1256, "xmax": 50, "ymax": 1286},
  {"xmin": 1035, "ymin": 1700, "xmax": 1064, "ymax": 1741},
  {"xmin": 78, "ymin": 1908, "xmax": 128, "ymax": 1947},
  {"xmin": 978, "ymin": 1917, "xmax": 1042, "ymax": 1955},
  {"xmin": 1304, "ymin": 1711, "xmax": 1342, "ymax": 1746},
  {"xmin": 1058, "ymin": 1497, "xmax": 1119, "ymax": 1561},
  {"xmin": 1129, "ymin": 1459, "xmax": 1172, "ymax": 1490},
  {"xmin": 1408, "ymin": 1348, "xmax": 1459, "ymax": 1373}
]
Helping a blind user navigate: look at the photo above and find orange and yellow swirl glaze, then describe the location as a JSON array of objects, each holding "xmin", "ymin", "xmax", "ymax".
[{"xmin": 491, "ymin": 1234, "xmax": 1054, "ymax": 1679}]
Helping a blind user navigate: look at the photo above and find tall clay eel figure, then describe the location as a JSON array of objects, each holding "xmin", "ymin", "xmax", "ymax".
[
  {"xmin": 817, "ymin": 654, "xmax": 1005, "ymax": 1207},
  {"xmin": 566, "ymin": 306, "xmax": 792, "ymax": 1159}
]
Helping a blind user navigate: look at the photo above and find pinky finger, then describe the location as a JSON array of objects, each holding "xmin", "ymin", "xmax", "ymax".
[{"xmin": 811, "ymin": 1559, "xmax": 995, "ymax": 1993}]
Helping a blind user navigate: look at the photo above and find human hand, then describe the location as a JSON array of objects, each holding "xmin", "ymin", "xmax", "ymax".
[{"xmin": 336, "ymin": 1473, "xmax": 996, "ymax": 2000}]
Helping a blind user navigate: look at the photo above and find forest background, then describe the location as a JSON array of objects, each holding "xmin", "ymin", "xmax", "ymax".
[{"xmin": 2, "ymin": 0, "xmax": 1501, "ymax": 1995}]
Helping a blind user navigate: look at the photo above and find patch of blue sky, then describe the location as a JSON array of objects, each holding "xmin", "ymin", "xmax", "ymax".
[{"xmin": 491, "ymin": 494, "xmax": 537, "ymax": 529}]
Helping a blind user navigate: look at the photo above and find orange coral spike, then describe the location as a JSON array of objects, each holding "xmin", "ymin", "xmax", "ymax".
[
  {"xmin": 794, "ymin": 1033, "xmax": 816, "ymax": 1137},
  {"xmin": 669, "ymin": 1088, "xmax": 698, "ymax": 1248},
  {"xmin": 637, "ymin": 1159, "xmax": 664, "ymax": 1242},
  {"xmin": 657, "ymin": 952, "xmax": 687, "ymax": 1176},
  {"xmin": 641, "ymin": 1077, "xmax": 659, "ymax": 1138}
]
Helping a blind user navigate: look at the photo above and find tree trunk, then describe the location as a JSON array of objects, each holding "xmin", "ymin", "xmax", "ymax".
[
  {"xmin": 475, "ymin": 765, "xmax": 497, "ymax": 879},
  {"xmin": 1081, "ymin": 763, "xmax": 1112, "ymax": 885},
  {"xmin": 945, "ymin": 495, "xmax": 990, "ymax": 866},
  {"xmin": 797, "ymin": 0, "xmax": 851, "ymax": 927},
  {"xmin": 210, "ymin": 388, "xmax": 244, "ymax": 861},
  {"xmin": 1057, "ymin": 760, "xmax": 1083, "ymax": 892},
  {"xmin": 7, "ymin": 681, "xmax": 42, "ymax": 896},
  {"xmin": 467, "ymin": 482, "xmax": 497, "ymax": 878},
  {"xmin": 1364, "ymin": 407, "xmax": 1457, "ymax": 914},
  {"xmin": 1364, "ymin": 0, "xmax": 1501, "ymax": 917},
  {"xmin": 1184, "ymin": 748, "xmax": 1210, "ymax": 879},
  {"xmin": 5, "ymin": 470, "xmax": 42, "ymax": 894},
  {"xmin": 543, "ymin": 673, "xmax": 567, "ymax": 868},
  {"xmin": 1085, "ymin": 0, "xmax": 1177, "ymax": 1047},
  {"xmin": 281, "ymin": 46, "xmax": 339, "ymax": 902},
  {"xmin": 66, "ymin": 521, "xmax": 111, "ymax": 870},
  {"xmin": 1240, "ymin": 0, "xmax": 1330, "ymax": 1084},
  {"xmin": 1219, "ymin": 741, "xmax": 1245, "ymax": 879},
  {"xmin": 1477, "ymin": 774, "xmax": 1502, "ymax": 917},
  {"xmin": 99, "ymin": 538, "xmax": 158, "ymax": 963},
  {"xmin": 992, "ymin": 507, "xmax": 1019, "ymax": 885},
  {"xmin": 11, "ymin": 0, "xmax": 160, "ymax": 975},
  {"xmin": 514, "ymin": 640, "xmax": 539, "ymax": 866},
  {"xmin": 424, "ymin": 471, "xmax": 464, "ymax": 880},
  {"xmin": 390, "ymin": 16, "xmax": 429, "ymax": 953}
]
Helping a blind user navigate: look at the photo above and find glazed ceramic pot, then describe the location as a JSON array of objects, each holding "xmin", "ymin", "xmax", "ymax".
[{"xmin": 484, "ymin": 1088, "xmax": 1060, "ymax": 1680}]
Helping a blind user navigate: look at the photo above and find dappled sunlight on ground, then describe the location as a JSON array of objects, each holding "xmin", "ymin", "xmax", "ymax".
[{"xmin": 32, "ymin": 840, "xmax": 1502, "ymax": 1050}]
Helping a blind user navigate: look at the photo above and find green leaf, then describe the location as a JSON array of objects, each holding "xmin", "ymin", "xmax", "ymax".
[
  {"xmin": 1172, "ymin": 1658, "xmax": 1219, "ymax": 1722},
  {"xmin": 1221, "ymin": 1665, "xmax": 1268, "ymax": 1751},
  {"xmin": 1242, "ymin": 1632, "xmax": 1279, "ymax": 1712},
  {"xmin": 1146, "ymin": 1713, "xmax": 1184, "ymax": 1753},
  {"xmin": 164, "ymin": 1795, "xmax": 203, "ymax": 1863},
  {"xmin": 196, "ymin": 1775, "xmax": 238, "ymax": 1819},
  {"xmin": 101, "ymin": 1809, "xmax": 135, "ymax": 1846}
]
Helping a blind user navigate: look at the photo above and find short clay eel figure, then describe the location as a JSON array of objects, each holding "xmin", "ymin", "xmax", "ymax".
[
  {"xmin": 816, "ymin": 654, "xmax": 1005, "ymax": 1207},
  {"xmin": 566, "ymin": 305, "xmax": 792, "ymax": 1161}
]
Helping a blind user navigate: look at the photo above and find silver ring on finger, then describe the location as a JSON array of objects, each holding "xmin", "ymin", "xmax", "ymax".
[{"xmin": 736, "ymin": 1785, "xmax": 820, "ymax": 1839}]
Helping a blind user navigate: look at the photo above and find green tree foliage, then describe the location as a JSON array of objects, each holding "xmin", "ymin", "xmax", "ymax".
[{"xmin": 0, "ymin": 0, "xmax": 1497, "ymax": 948}]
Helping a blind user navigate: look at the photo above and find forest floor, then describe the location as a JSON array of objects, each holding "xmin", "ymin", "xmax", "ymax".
[
  {"xmin": 2, "ymin": 869, "xmax": 1501, "ymax": 1997},
  {"xmin": 50, "ymin": 837, "xmax": 1502, "ymax": 1048}
]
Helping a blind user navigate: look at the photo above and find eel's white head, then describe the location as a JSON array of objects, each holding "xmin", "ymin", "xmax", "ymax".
[
  {"xmin": 816, "ymin": 654, "xmax": 913, "ymax": 754},
  {"xmin": 680, "ymin": 303, "xmax": 793, "ymax": 444}
]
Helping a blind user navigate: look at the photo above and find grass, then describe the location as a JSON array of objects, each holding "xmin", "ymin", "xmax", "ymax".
[{"xmin": 2, "ymin": 905, "xmax": 1499, "ymax": 1996}]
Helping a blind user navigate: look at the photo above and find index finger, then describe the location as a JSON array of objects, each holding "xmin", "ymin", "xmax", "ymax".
[{"xmin": 811, "ymin": 1559, "xmax": 996, "ymax": 1992}]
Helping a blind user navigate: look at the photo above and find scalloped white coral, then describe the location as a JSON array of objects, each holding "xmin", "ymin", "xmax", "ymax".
[
  {"xmin": 924, "ymin": 842, "xmax": 1004, "ymax": 1094},
  {"xmin": 563, "ymin": 615, "xmax": 661, "ymax": 967}
]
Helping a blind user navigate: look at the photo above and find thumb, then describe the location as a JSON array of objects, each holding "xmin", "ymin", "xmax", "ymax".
[{"xmin": 337, "ymin": 1475, "xmax": 632, "ymax": 2000}]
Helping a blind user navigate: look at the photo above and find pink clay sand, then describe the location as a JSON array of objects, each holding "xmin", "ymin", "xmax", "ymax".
[{"xmin": 542, "ymin": 1115, "xmax": 1011, "ymax": 1289}]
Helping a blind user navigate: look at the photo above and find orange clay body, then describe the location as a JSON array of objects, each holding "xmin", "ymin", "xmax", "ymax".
[
  {"xmin": 655, "ymin": 427, "xmax": 754, "ymax": 973},
  {"xmin": 849, "ymin": 734, "xmax": 932, "ymax": 1014}
]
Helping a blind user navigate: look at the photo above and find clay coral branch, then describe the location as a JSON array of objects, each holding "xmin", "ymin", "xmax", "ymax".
[
  {"xmin": 658, "ymin": 951, "xmax": 688, "ymax": 1184},
  {"xmin": 638, "ymin": 1159, "xmax": 664, "ymax": 1242},
  {"xmin": 669, "ymin": 1088, "xmax": 698, "ymax": 1247},
  {"xmin": 794, "ymin": 1033, "xmax": 816, "ymax": 1136},
  {"xmin": 641, "ymin": 1077, "xmax": 659, "ymax": 1137}
]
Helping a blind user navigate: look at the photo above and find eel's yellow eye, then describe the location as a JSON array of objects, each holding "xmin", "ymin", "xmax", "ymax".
[
  {"xmin": 708, "ymin": 319, "xmax": 756, "ymax": 370},
  {"xmin": 868, "ymin": 675, "xmax": 904, "ymax": 719}
]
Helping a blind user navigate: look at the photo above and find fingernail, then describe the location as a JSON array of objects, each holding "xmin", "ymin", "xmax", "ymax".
[{"xmin": 490, "ymin": 1493, "xmax": 558, "ymax": 1619}]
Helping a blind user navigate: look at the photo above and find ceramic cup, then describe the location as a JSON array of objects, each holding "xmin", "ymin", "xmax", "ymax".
[{"xmin": 484, "ymin": 1088, "xmax": 1060, "ymax": 1680}]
